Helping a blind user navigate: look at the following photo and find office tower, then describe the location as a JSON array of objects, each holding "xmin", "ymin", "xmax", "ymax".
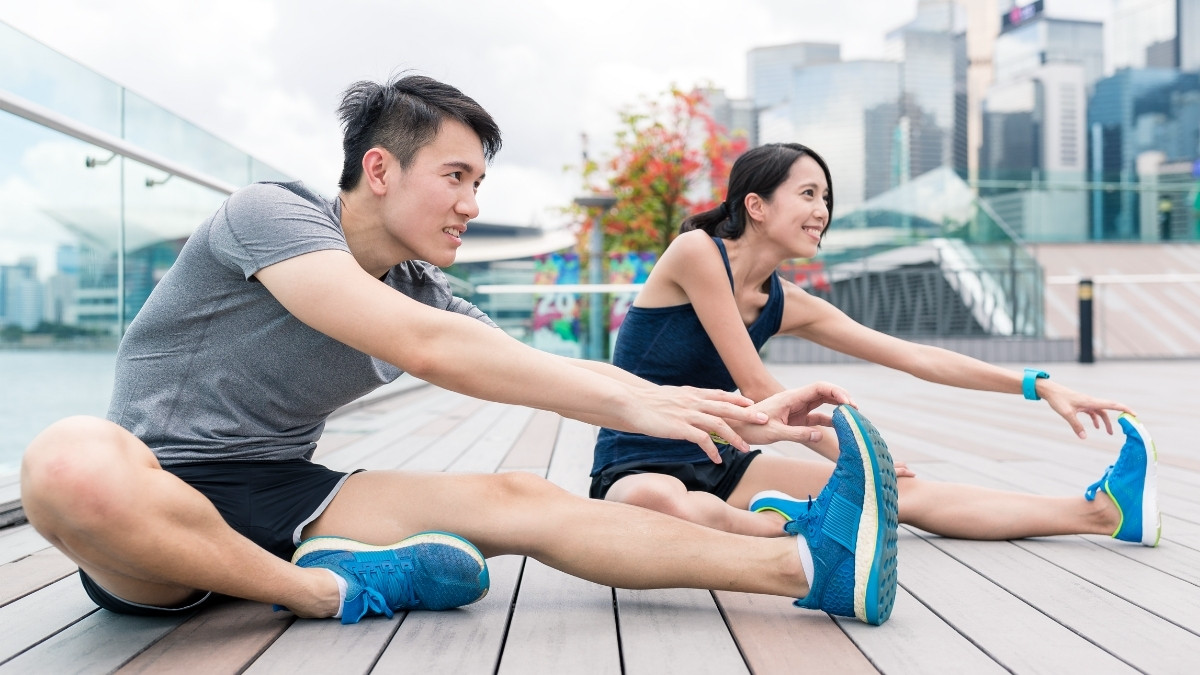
[
  {"xmin": 1089, "ymin": 69, "xmax": 1200, "ymax": 239},
  {"xmin": 759, "ymin": 60, "xmax": 903, "ymax": 210},
  {"xmin": 746, "ymin": 42, "xmax": 840, "ymax": 112},
  {"xmin": 966, "ymin": 0, "xmax": 1003, "ymax": 182},
  {"xmin": 1182, "ymin": 0, "xmax": 1200, "ymax": 71},
  {"xmin": 886, "ymin": 0, "xmax": 970, "ymax": 178},
  {"xmin": 703, "ymin": 88, "xmax": 758, "ymax": 147},
  {"xmin": 993, "ymin": 7, "xmax": 1104, "ymax": 94},
  {"xmin": 1111, "ymin": 0, "xmax": 1178, "ymax": 69}
]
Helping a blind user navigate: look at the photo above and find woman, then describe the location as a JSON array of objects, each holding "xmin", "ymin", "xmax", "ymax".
[{"xmin": 591, "ymin": 142, "xmax": 1159, "ymax": 546}]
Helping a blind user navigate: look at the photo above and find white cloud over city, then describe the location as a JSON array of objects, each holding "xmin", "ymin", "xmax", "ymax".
[{"xmin": 0, "ymin": 0, "xmax": 1114, "ymax": 227}]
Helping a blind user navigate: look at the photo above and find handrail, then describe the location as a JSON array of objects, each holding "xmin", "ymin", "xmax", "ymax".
[
  {"xmin": 0, "ymin": 87, "xmax": 240, "ymax": 195},
  {"xmin": 473, "ymin": 283, "xmax": 645, "ymax": 294},
  {"xmin": 1046, "ymin": 273, "xmax": 1200, "ymax": 285}
]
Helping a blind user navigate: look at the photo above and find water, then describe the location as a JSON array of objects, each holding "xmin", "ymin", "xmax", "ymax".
[{"xmin": 0, "ymin": 350, "xmax": 115, "ymax": 475}]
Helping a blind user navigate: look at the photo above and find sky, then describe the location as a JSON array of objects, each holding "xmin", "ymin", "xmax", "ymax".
[{"xmin": 0, "ymin": 0, "xmax": 1114, "ymax": 228}]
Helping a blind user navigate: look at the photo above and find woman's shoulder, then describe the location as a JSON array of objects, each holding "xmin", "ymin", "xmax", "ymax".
[{"xmin": 664, "ymin": 230, "xmax": 722, "ymax": 261}]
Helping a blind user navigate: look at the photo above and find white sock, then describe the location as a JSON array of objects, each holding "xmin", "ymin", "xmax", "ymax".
[
  {"xmin": 796, "ymin": 536, "xmax": 815, "ymax": 585},
  {"xmin": 326, "ymin": 569, "xmax": 348, "ymax": 619}
]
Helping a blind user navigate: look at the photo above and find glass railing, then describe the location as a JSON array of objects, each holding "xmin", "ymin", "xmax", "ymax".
[{"xmin": 0, "ymin": 20, "xmax": 291, "ymax": 474}]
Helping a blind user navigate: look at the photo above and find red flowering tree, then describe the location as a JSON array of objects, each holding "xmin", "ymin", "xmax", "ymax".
[{"xmin": 572, "ymin": 87, "xmax": 748, "ymax": 261}]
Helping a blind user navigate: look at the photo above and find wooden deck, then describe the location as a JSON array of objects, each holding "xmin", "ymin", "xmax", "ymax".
[{"xmin": 1, "ymin": 360, "xmax": 1198, "ymax": 674}]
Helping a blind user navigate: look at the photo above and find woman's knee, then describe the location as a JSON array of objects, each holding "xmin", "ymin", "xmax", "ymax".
[{"xmin": 608, "ymin": 478, "xmax": 687, "ymax": 515}]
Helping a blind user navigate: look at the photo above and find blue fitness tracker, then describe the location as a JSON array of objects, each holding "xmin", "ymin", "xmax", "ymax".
[{"xmin": 1023, "ymin": 368, "xmax": 1049, "ymax": 400}]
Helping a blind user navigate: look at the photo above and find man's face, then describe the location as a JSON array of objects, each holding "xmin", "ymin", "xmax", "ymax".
[{"xmin": 382, "ymin": 119, "xmax": 486, "ymax": 267}]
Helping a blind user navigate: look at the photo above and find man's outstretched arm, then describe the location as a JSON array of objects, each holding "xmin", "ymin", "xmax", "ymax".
[{"xmin": 255, "ymin": 249, "xmax": 766, "ymax": 458}]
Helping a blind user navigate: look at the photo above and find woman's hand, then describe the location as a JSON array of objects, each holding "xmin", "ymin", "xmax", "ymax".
[
  {"xmin": 1039, "ymin": 381, "xmax": 1135, "ymax": 439},
  {"xmin": 727, "ymin": 381, "xmax": 855, "ymax": 447}
]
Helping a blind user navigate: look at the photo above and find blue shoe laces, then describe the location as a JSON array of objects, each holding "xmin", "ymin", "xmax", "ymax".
[{"xmin": 1084, "ymin": 465, "xmax": 1114, "ymax": 501}]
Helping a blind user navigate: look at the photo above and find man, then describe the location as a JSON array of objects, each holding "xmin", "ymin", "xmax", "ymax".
[{"xmin": 20, "ymin": 75, "xmax": 899, "ymax": 626}]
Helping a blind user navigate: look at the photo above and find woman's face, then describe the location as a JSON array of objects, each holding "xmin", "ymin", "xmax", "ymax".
[{"xmin": 757, "ymin": 155, "xmax": 830, "ymax": 259}]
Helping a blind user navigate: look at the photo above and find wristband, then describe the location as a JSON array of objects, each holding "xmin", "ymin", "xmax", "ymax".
[{"xmin": 1023, "ymin": 368, "xmax": 1049, "ymax": 400}]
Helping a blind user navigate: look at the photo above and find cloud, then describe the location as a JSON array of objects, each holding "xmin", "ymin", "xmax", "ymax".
[{"xmin": 2, "ymin": 0, "xmax": 942, "ymax": 226}]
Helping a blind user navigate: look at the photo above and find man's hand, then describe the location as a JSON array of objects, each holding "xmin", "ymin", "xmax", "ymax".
[{"xmin": 727, "ymin": 381, "xmax": 855, "ymax": 448}]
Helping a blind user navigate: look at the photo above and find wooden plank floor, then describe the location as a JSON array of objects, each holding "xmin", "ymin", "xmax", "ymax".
[{"xmin": 0, "ymin": 360, "xmax": 1197, "ymax": 674}]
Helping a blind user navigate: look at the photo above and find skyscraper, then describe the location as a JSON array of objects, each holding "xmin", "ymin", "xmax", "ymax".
[
  {"xmin": 886, "ymin": 0, "xmax": 970, "ymax": 177},
  {"xmin": 759, "ymin": 60, "xmax": 903, "ymax": 209},
  {"xmin": 746, "ymin": 42, "xmax": 840, "ymax": 111}
]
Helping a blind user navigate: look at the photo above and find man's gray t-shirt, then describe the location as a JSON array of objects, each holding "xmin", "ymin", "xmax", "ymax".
[{"xmin": 107, "ymin": 181, "xmax": 495, "ymax": 466}]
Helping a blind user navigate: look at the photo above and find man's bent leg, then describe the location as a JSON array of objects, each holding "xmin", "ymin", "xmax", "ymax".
[{"xmin": 20, "ymin": 417, "xmax": 339, "ymax": 617}]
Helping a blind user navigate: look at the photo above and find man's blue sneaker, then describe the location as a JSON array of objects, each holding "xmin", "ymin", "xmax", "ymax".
[
  {"xmin": 1084, "ymin": 413, "xmax": 1160, "ymax": 547},
  {"xmin": 292, "ymin": 531, "xmax": 490, "ymax": 624},
  {"xmin": 779, "ymin": 405, "xmax": 899, "ymax": 625},
  {"xmin": 749, "ymin": 489, "xmax": 806, "ymax": 524}
]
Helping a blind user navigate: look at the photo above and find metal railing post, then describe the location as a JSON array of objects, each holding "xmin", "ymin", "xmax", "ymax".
[{"xmin": 1078, "ymin": 278, "xmax": 1094, "ymax": 363}]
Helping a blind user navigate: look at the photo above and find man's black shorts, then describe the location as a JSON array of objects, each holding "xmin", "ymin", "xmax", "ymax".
[
  {"xmin": 589, "ymin": 447, "xmax": 762, "ymax": 501},
  {"xmin": 80, "ymin": 458, "xmax": 354, "ymax": 616}
]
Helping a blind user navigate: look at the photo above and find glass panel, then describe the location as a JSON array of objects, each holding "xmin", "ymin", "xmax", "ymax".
[
  {"xmin": 0, "ymin": 113, "xmax": 121, "ymax": 471},
  {"xmin": 124, "ymin": 91, "xmax": 249, "ymax": 187},
  {"xmin": 121, "ymin": 157, "xmax": 228, "ymax": 325},
  {"xmin": 0, "ymin": 21, "xmax": 122, "ymax": 136}
]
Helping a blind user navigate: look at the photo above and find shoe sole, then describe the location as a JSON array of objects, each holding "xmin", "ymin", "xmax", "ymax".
[
  {"xmin": 1119, "ymin": 413, "xmax": 1160, "ymax": 547},
  {"xmin": 837, "ymin": 405, "xmax": 899, "ymax": 625},
  {"xmin": 292, "ymin": 531, "xmax": 490, "ymax": 604}
]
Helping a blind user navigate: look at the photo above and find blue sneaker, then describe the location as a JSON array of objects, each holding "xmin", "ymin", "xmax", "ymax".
[
  {"xmin": 1084, "ymin": 413, "xmax": 1160, "ymax": 547},
  {"xmin": 292, "ymin": 531, "xmax": 490, "ymax": 624},
  {"xmin": 782, "ymin": 405, "xmax": 899, "ymax": 625}
]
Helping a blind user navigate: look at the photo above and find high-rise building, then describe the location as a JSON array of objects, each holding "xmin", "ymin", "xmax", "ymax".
[
  {"xmin": 993, "ymin": 6, "xmax": 1103, "ymax": 93},
  {"xmin": 746, "ymin": 42, "xmax": 840, "ymax": 112},
  {"xmin": 885, "ymin": 0, "xmax": 970, "ymax": 177},
  {"xmin": 1181, "ymin": 0, "xmax": 1200, "ymax": 71},
  {"xmin": 965, "ymin": 0, "xmax": 1004, "ymax": 181},
  {"xmin": 759, "ymin": 60, "xmax": 903, "ymax": 209},
  {"xmin": 981, "ymin": 62, "xmax": 1089, "ymax": 240},
  {"xmin": 703, "ymin": 88, "xmax": 758, "ymax": 147},
  {"xmin": 1111, "ymin": 0, "xmax": 1178, "ymax": 70},
  {"xmin": 1088, "ymin": 68, "xmax": 1200, "ymax": 238}
]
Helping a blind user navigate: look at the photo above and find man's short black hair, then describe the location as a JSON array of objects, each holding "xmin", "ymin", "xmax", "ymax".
[{"xmin": 337, "ymin": 74, "xmax": 502, "ymax": 191}]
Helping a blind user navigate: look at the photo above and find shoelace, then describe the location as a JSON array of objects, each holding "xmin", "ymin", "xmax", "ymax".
[
  {"xmin": 345, "ymin": 557, "xmax": 419, "ymax": 609},
  {"xmin": 1084, "ymin": 464, "xmax": 1115, "ymax": 501}
]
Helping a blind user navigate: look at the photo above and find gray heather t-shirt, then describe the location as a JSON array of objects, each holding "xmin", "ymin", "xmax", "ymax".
[{"xmin": 107, "ymin": 181, "xmax": 496, "ymax": 466}]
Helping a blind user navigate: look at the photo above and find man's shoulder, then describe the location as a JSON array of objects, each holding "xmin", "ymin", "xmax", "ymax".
[{"xmin": 228, "ymin": 181, "xmax": 330, "ymax": 211}]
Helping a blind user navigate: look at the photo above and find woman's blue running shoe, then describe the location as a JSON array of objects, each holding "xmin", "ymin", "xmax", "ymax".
[
  {"xmin": 770, "ymin": 405, "xmax": 899, "ymax": 625},
  {"xmin": 292, "ymin": 531, "xmax": 490, "ymax": 624},
  {"xmin": 1084, "ymin": 413, "xmax": 1160, "ymax": 547}
]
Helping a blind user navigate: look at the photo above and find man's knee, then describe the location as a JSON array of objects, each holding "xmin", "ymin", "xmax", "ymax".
[
  {"xmin": 21, "ymin": 416, "xmax": 139, "ymax": 516},
  {"xmin": 489, "ymin": 471, "xmax": 563, "ymax": 502}
]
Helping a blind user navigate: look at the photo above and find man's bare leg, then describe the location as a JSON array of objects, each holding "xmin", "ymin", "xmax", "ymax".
[
  {"xmin": 22, "ymin": 417, "xmax": 808, "ymax": 615},
  {"xmin": 306, "ymin": 470, "xmax": 807, "ymax": 596},
  {"xmin": 20, "ymin": 417, "xmax": 341, "ymax": 617}
]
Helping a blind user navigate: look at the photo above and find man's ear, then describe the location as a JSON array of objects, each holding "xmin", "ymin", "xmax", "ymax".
[{"xmin": 361, "ymin": 148, "xmax": 391, "ymax": 196}]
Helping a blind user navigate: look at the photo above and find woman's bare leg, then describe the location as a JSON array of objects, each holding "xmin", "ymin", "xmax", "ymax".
[
  {"xmin": 602, "ymin": 473, "xmax": 786, "ymax": 537},
  {"xmin": 730, "ymin": 454, "xmax": 1121, "ymax": 539}
]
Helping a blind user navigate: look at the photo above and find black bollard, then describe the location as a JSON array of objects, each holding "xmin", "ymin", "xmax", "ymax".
[{"xmin": 1079, "ymin": 278, "xmax": 1094, "ymax": 363}]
